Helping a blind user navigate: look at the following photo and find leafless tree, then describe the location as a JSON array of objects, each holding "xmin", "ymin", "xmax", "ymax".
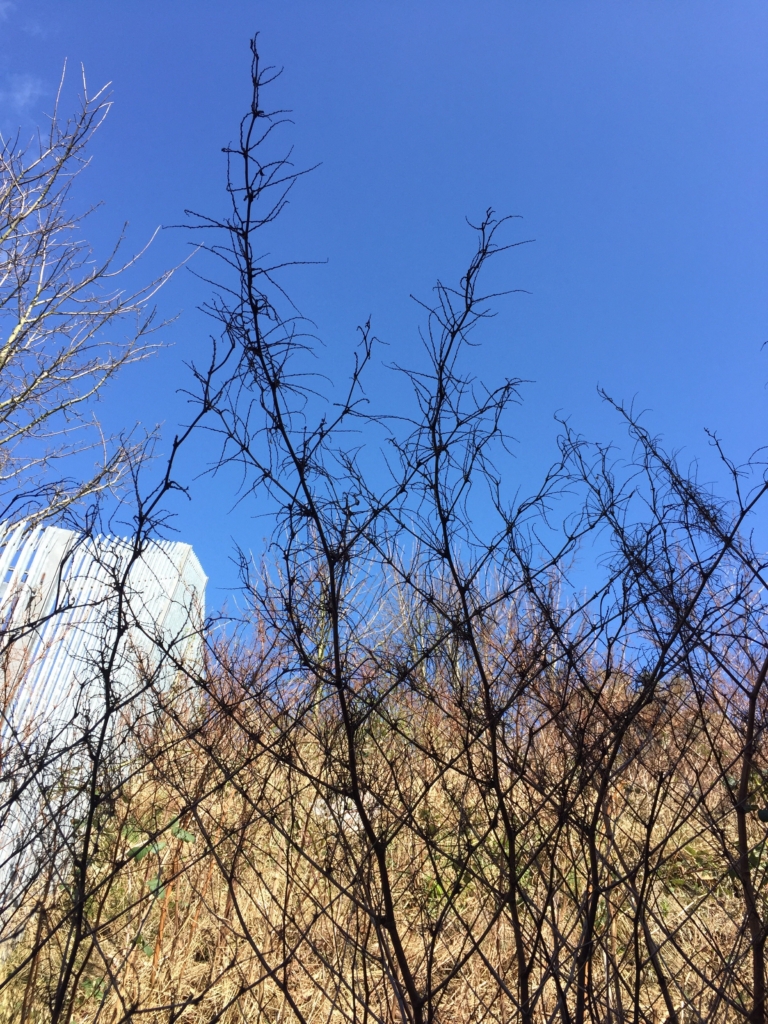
[
  {"xmin": 0, "ymin": 67, "xmax": 172, "ymax": 527},
  {"xmin": 0, "ymin": 68, "xmax": 212, "ymax": 1024}
]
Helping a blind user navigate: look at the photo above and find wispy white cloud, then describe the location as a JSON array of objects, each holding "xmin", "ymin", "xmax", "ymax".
[
  {"xmin": 0, "ymin": 4, "xmax": 50, "ymax": 41},
  {"xmin": 0, "ymin": 5, "xmax": 50, "ymax": 129},
  {"xmin": 0, "ymin": 74, "xmax": 45, "ymax": 116}
]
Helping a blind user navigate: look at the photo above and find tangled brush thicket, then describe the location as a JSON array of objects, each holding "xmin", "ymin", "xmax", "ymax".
[
  {"xmin": 2, "ymin": 590, "xmax": 768, "ymax": 1024},
  {"xmin": 2, "ymin": 35, "xmax": 768, "ymax": 1024}
]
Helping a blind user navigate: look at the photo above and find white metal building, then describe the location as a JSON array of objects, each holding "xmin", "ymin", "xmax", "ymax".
[{"xmin": 0, "ymin": 521, "xmax": 207, "ymax": 739}]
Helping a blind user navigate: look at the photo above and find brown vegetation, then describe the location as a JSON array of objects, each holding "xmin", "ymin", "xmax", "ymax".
[
  {"xmin": 2, "ymin": 36, "xmax": 768, "ymax": 1024},
  {"xmin": 3, "ymin": 579, "xmax": 768, "ymax": 1024}
]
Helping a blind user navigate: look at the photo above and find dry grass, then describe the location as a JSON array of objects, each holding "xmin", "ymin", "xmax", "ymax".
[{"xmin": 1, "ymin": 608, "xmax": 766, "ymax": 1024}]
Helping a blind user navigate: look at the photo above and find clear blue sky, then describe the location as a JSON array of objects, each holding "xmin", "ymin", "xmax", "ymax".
[{"xmin": 2, "ymin": 1, "xmax": 767, "ymax": 599}]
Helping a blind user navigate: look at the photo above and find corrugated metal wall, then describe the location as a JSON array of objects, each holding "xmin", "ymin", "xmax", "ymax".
[{"xmin": 0, "ymin": 522, "xmax": 207, "ymax": 737}]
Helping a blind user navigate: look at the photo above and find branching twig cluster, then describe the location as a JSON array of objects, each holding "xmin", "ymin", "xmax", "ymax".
[{"xmin": 2, "ymin": 37, "xmax": 768, "ymax": 1024}]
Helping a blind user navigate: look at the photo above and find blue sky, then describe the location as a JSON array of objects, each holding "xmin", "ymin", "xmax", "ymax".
[{"xmin": 2, "ymin": 1, "xmax": 767, "ymax": 599}]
